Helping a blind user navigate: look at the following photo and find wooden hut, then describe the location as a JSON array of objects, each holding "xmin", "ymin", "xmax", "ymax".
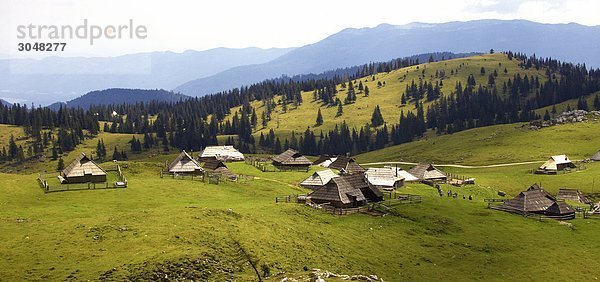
[
  {"xmin": 59, "ymin": 153, "xmax": 107, "ymax": 184},
  {"xmin": 536, "ymin": 155, "xmax": 576, "ymax": 174},
  {"xmin": 198, "ymin": 145, "xmax": 245, "ymax": 162},
  {"xmin": 168, "ymin": 150, "xmax": 204, "ymax": 175},
  {"xmin": 408, "ymin": 163, "xmax": 448, "ymax": 182},
  {"xmin": 201, "ymin": 157, "xmax": 238, "ymax": 179},
  {"xmin": 299, "ymin": 169, "xmax": 339, "ymax": 190},
  {"xmin": 364, "ymin": 167, "xmax": 404, "ymax": 190},
  {"xmin": 328, "ymin": 156, "xmax": 365, "ymax": 174},
  {"xmin": 501, "ymin": 184, "xmax": 575, "ymax": 218},
  {"xmin": 308, "ymin": 173, "xmax": 382, "ymax": 208},
  {"xmin": 272, "ymin": 149, "xmax": 312, "ymax": 170}
]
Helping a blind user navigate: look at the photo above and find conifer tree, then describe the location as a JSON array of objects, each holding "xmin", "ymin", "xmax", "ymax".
[
  {"xmin": 543, "ymin": 110, "xmax": 551, "ymax": 121},
  {"xmin": 315, "ymin": 109, "xmax": 323, "ymax": 126},
  {"xmin": 336, "ymin": 103, "xmax": 343, "ymax": 117},
  {"xmin": 112, "ymin": 147, "xmax": 121, "ymax": 161},
  {"xmin": 57, "ymin": 157, "xmax": 65, "ymax": 171},
  {"xmin": 371, "ymin": 105, "xmax": 385, "ymax": 127}
]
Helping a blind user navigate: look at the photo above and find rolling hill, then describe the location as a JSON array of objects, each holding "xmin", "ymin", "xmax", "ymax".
[
  {"xmin": 175, "ymin": 19, "xmax": 600, "ymax": 96},
  {"xmin": 225, "ymin": 53, "xmax": 546, "ymax": 139},
  {"xmin": 50, "ymin": 88, "xmax": 189, "ymax": 110}
]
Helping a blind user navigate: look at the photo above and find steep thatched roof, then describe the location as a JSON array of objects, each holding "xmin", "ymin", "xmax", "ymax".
[
  {"xmin": 408, "ymin": 163, "xmax": 447, "ymax": 181},
  {"xmin": 199, "ymin": 146, "xmax": 244, "ymax": 161},
  {"xmin": 502, "ymin": 184, "xmax": 555, "ymax": 213},
  {"xmin": 62, "ymin": 153, "xmax": 106, "ymax": 178},
  {"xmin": 272, "ymin": 149, "xmax": 312, "ymax": 166},
  {"xmin": 168, "ymin": 151, "xmax": 203, "ymax": 173},
  {"xmin": 300, "ymin": 169, "xmax": 339, "ymax": 188},
  {"xmin": 328, "ymin": 156, "xmax": 365, "ymax": 174}
]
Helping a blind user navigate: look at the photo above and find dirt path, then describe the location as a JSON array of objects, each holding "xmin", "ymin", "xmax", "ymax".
[{"xmin": 359, "ymin": 161, "xmax": 544, "ymax": 169}]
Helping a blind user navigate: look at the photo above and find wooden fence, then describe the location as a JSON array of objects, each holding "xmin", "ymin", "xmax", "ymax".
[
  {"xmin": 39, "ymin": 164, "xmax": 127, "ymax": 193},
  {"xmin": 275, "ymin": 194, "xmax": 308, "ymax": 203},
  {"xmin": 246, "ymin": 157, "xmax": 309, "ymax": 172},
  {"xmin": 488, "ymin": 203, "xmax": 576, "ymax": 220},
  {"xmin": 160, "ymin": 170, "xmax": 253, "ymax": 185}
]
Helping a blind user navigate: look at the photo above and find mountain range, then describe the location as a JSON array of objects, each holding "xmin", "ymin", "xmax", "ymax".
[
  {"xmin": 175, "ymin": 20, "xmax": 600, "ymax": 96},
  {"xmin": 0, "ymin": 47, "xmax": 293, "ymax": 105},
  {"xmin": 2, "ymin": 19, "xmax": 600, "ymax": 106}
]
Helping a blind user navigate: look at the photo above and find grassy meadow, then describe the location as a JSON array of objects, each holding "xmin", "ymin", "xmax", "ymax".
[
  {"xmin": 356, "ymin": 118, "xmax": 600, "ymax": 166},
  {"xmin": 2, "ymin": 153, "xmax": 600, "ymax": 280}
]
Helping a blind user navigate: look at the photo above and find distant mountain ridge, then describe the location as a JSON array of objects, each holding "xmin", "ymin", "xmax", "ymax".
[
  {"xmin": 0, "ymin": 47, "xmax": 294, "ymax": 105},
  {"xmin": 50, "ymin": 88, "xmax": 189, "ymax": 110},
  {"xmin": 175, "ymin": 19, "xmax": 600, "ymax": 97}
]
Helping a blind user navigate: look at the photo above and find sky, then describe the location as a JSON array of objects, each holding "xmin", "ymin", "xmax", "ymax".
[{"xmin": 1, "ymin": 0, "xmax": 599, "ymax": 58}]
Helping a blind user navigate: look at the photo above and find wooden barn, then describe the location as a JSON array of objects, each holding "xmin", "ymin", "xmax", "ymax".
[
  {"xmin": 201, "ymin": 157, "xmax": 237, "ymax": 179},
  {"xmin": 168, "ymin": 150, "xmax": 204, "ymax": 175},
  {"xmin": 536, "ymin": 155, "xmax": 576, "ymax": 174},
  {"xmin": 198, "ymin": 145, "xmax": 245, "ymax": 162},
  {"xmin": 328, "ymin": 156, "xmax": 365, "ymax": 174},
  {"xmin": 364, "ymin": 167, "xmax": 404, "ymax": 190},
  {"xmin": 272, "ymin": 149, "xmax": 312, "ymax": 170},
  {"xmin": 308, "ymin": 173, "xmax": 383, "ymax": 208},
  {"xmin": 408, "ymin": 163, "xmax": 448, "ymax": 182},
  {"xmin": 59, "ymin": 153, "xmax": 107, "ymax": 184},
  {"xmin": 299, "ymin": 169, "xmax": 339, "ymax": 190},
  {"xmin": 501, "ymin": 184, "xmax": 575, "ymax": 218}
]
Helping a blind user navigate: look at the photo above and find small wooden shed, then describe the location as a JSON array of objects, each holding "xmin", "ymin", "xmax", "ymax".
[
  {"xmin": 59, "ymin": 153, "xmax": 107, "ymax": 184},
  {"xmin": 272, "ymin": 149, "xmax": 312, "ymax": 170},
  {"xmin": 168, "ymin": 150, "xmax": 204, "ymax": 175},
  {"xmin": 328, "ymin": 156, "xmax": 365, "ymax": 174}
]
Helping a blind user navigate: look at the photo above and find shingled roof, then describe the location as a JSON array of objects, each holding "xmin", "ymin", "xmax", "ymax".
[
  {"xmin": 272, "ymin": 149, "xmax": 312, "ymax": 166},
  {"xmin": 557, "ymin": 189, "xmax": 590, "ymax": 204},
  {"xmin": 168, "ymin": 151, "xmax": 203, "ymax": 174},
  {"xmin": 365, "ymin": 167, "xmax": 401, "ymax": 188},
  {"xmin": 308, "ymin": 173, "xmax": 382, "ymax": 208},
  {"xmin": 202, "ymin": 158, "xmax": 228, "ymax": 171},
  {"xmin": 308, "ymin": 175, "xmax": 367, "ymax": 207},
  {"xmin": 502, "ymin": 184, "xmax": 556, "ymax": 213},
  {"xmin": 62, "ymin": 153, "xmax": 107, "ymax": 178},
  {"xmin": 385, "ymin": 166, "xmax": 420, "ymax": 182},
  {"xmin": 300, "ymin": 169, "xmax": 339, "ymax": 189},
  {"xmin": 313, "ymin": 155, "xmax": 337, "ymax": 167},
  {"xmin": 198, "ymin": 146, "xmax": 244, "ymax": 161},
  {"xmin": 408, "ymin": 163, "xmax": 447, "ymax": 181},
  {"xmin": 328, "ymin": 156, "xmax": 365, "ymax": 174},
  {"xmin": 539, "ymin": 155, "xmax": 576, "ymax": 171}
]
